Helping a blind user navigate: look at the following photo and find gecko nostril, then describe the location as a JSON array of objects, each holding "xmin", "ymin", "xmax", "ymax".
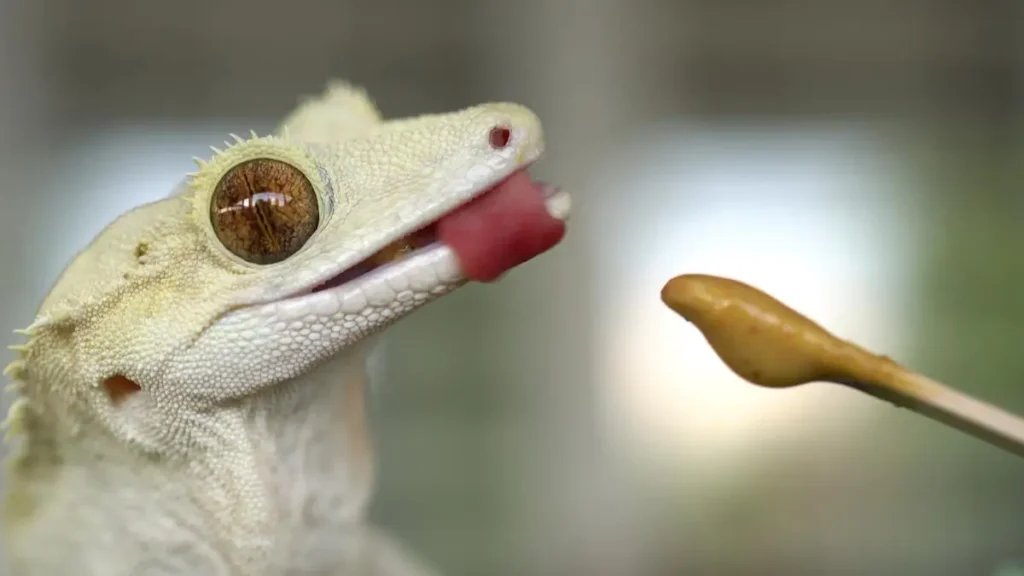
[{"xmin": 488, "ymin": 126, "xmax": 511, "ymax": 149}]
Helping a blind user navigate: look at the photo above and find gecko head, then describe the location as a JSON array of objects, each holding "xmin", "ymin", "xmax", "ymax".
[{"xmin": 11, "ymin": 95, "xmax": 569, "ymax": 453}]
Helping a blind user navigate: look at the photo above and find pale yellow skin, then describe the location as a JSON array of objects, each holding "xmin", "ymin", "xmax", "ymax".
[{"xmin": 1, "ymin": 81, "xmax": 562, "ymax": 575}]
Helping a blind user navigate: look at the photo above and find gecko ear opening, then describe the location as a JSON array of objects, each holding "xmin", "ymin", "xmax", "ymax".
[
  {"xmin": 209, "ymin": 158, "xmax": 320, "ymax": 265},
  {"xmin": 101, "ymin": 375, "xmax": 142, "ymax": 406}
]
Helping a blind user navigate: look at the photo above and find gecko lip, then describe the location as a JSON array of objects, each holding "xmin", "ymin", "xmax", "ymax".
[
  {"xmin": 309, "ymin": 224, "xmax": 439, "ymax": 293},
  {"xmin": 308, "ymin": 171, "xmax": 561, "ymax": 294}
]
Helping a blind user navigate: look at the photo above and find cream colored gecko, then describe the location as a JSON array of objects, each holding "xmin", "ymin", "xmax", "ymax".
[{"xmin": 1, "ymin": 80, "xmax": 571, "ymax": 575}]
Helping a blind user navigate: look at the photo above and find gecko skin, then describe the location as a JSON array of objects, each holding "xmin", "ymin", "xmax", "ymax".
[{"xmin": 1, "ymin": 81, "xmax": 571, "ymax": 575}]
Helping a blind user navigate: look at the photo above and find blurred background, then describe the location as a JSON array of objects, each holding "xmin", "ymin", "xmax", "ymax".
[{"xmin": 2, "ymin": 0, "xmax": 1024, "ymax": 574}]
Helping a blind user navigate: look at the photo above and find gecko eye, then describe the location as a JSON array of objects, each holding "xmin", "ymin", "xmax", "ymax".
[
  {"xmin": 209, "ymin": 158, "xmax": 320, "ymax": 265},
  {"xmin": 489, "ymin": 126, "xmax": 512, "ymax": 149}
]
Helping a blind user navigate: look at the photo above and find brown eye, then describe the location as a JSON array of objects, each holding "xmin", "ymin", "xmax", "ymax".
[{"xmin": 209, "ymin": 159, "xmax": 319, "ymax": 265}]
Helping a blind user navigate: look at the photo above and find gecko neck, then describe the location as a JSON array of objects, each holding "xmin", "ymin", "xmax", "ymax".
[
  {"xmin": 247, "ymin": 340, "xmax": 379, "ymax": 525},
  {"xmin": 209, "ymin": 341, "xmax": 381, "ymax": 570},
  {"xmin": 3, "ymin": 342, "xmax": 381, "ymax": 574}
]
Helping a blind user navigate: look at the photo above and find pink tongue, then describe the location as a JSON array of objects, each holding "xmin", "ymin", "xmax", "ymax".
[{"xmin": 436, "ymin": 170, "xmax": 566, "ymax": 282}]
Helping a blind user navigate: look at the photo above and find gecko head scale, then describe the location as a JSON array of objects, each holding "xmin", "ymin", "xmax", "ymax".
[{"xmin": 7, "ymin": 84, "xmax": 570, "ymax": 455}]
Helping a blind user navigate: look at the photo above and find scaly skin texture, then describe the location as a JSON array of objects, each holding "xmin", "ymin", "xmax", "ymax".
[{"xmin": 1, "ymin": 81, "xmax": 566, "ymax": 575}]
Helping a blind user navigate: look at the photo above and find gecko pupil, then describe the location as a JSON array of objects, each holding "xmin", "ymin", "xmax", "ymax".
[{"xmin": 209, "ymin": 159, "xmax": 319, "ymax": 265}]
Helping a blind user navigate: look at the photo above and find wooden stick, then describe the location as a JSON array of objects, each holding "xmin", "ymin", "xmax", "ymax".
[
  {"xmin": 660, "ymin": 273, "xmax": 1024, "ymax": 459},
  {"xmin": 848, "ymin": 371, "xmax": 1024, "ymax": 459}
]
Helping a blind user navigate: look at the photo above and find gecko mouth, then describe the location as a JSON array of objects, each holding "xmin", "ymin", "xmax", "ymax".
[
  {"xmin": 310, "ymin": 170, "xmax": 569, "ymax": 292},
  {"xmin": 310, "ymin": 224, "xmax": 439, "ymax": 293}
]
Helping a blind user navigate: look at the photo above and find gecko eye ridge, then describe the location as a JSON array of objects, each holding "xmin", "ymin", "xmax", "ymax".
[{"xmin": 209, "ymin": 158, "xmax": 320, "ymax": 265}]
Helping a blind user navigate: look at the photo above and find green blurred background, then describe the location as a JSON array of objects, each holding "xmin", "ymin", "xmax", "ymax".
[{"xmin": 2, "ymin": 1, "xmax": 1023, "ymax": 574}]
